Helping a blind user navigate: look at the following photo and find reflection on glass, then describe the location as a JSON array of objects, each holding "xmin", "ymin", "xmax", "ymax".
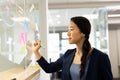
[{"xmin": 0, "ymin": 0, "xmax": 40, "ymax": 72}]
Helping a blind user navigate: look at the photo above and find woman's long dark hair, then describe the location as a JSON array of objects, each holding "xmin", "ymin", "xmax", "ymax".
[{"xmin": 71, "ymin": 16, "xmax": 91, "ymax": 79}]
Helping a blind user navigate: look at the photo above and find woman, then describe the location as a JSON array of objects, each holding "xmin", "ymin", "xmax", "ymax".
[{"xmin": 33, "ymin": 16, "xmax": 113, "ymax": 80}]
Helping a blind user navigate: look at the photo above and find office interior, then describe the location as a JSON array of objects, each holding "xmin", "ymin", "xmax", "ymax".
[{"xmin": 0, "ymin": 0, "xmax": 120, "ymax": 80}]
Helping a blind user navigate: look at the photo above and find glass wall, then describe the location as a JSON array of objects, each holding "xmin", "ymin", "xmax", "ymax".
[{"xmin": 0, "ymin": 0, "xmax": 47, "ymax": 74}]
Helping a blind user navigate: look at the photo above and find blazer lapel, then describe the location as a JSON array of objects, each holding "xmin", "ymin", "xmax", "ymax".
[{"xmin": 65, "ymin": 49, "xmax": 76, "ymax": 79}]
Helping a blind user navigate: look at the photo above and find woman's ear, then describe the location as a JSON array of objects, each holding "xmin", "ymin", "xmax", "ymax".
[{"xmin": 81, "ymin": 33, "xmax": 85, "ymax": 37}]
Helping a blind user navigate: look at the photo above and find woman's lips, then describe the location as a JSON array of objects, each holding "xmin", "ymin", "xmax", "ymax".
[{"xmin": 68, "ymin": 38, "xmax": 71, "ymax": 40}]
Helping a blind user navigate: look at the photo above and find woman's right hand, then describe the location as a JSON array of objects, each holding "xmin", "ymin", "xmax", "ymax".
[{"xmin": 33, "ymin": 40, "xmax": 42, "ymax": 60}]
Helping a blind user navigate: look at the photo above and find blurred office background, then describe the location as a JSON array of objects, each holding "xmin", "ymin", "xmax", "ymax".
[
  {"xmin": 48, "ymin": 0, "xmax": 120, "ymax": 80},
  {"xmin": 0, "ymin": 0, "xmax": 120, "ymax": 80}
]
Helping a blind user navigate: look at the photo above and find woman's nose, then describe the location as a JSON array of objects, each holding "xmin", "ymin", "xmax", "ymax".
[{"xmin": 67, "ymin": 30, "xmax": 70, "ymax": 36}]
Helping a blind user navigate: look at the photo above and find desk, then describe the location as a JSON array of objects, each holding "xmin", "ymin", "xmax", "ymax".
[{"xmin": 0, "ymin": 65, "xmax": 40, "ymax": 80}]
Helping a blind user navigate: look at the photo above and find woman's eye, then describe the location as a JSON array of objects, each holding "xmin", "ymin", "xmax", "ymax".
[{"xmin": 68, "ymin": 27, "xmax": 74, "ymax": 31}]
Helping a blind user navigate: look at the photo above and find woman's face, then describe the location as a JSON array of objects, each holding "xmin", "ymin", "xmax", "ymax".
[{"xmin": 67, "ymin": 21, "xmax": 85, "ymax": 44}]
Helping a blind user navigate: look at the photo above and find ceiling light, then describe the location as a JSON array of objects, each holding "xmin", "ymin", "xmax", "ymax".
[
  {"xmin": 108, "ymin": 14, "xmax": 120, "ymax": 17},
  {"xmin": 106, "ymin": 6, "xmax": 120, "ymax": 10},
  {"xmin": 57, "ymin": 21, "xmax": 61, "ymax": 24},
  {"xmin": 56, "ymin": 15, "xmax": 60, "ymax": 18},
  {"xmin": 82, "ymin": 14, "xmax": 98, "ymax": 19}
]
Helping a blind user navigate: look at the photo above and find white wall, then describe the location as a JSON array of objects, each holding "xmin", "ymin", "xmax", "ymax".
[{"xmin": 108, "ymin": 24, "xmax": 120, "ymax": 78}]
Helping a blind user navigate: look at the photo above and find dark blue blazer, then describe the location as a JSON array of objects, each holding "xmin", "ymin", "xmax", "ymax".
[{"xmin": 37, "ymin": 48, "xmax": 113, "ymax": 80}]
